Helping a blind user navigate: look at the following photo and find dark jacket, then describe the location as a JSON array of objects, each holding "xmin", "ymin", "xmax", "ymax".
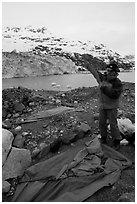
[{"xmin": 98, "ymin": 72, "xmax": 123, "ymax": 109}]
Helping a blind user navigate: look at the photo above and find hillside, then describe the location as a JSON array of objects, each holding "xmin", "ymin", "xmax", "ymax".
[{"xmin": 2, "ymin": 26, "xmax": 135, "ymax": 78}]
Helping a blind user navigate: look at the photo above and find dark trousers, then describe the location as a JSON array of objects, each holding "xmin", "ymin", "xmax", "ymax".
[{"xmin": 99, "ymin": 108, "xmax": 122, "ymax": 140}]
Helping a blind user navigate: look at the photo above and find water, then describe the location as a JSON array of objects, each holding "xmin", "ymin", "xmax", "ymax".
[{"xmin": 2, "ymin": 72, "xmax": 135, "ymax": 91}]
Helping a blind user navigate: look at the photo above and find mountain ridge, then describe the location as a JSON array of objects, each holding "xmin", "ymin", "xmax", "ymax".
[{"xmin": 2, "ymin": 26, "xmax": 135, "ymax": 79}]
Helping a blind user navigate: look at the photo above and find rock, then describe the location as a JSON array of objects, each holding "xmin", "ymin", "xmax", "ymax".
[
  {"xmin": 27, "ymin": 108, "xmax": 33, "ymax": 112},
  {"xmin": 97, "ymin": 134, "xmax": 101, "ymax": 139},
  {"xmin": 60, "ymin": 131, "xmax": 77, "ymax": 144},
  {"xmin": 49, "ymin": 136, "xmax": 61, "ymax": 152},
  {"xmin": 123, "ymin": 93, "xmax": 127, "ymax": 97},
  {"xmin": 73, "ymin": 128, "xmax": 85, "ymax": 140},
  {"xmin": 31, "ymin": 148, "xmax": 40, "ymax": 158},
  {"xmin": 118, "ymin": 109, "xmax": 123, "ymax": 116},
  {"xmin": 38, "ymin": 143, "xmax": 50, "ymax": 158},
  {"xmin": 117, "ymin": 191, "xmax": 135, "ymax": 202},
  {"xmin": 120, "ymin": 139, "xmax": 129, "ymax": 146},
  {"xmin": 56, "ymin": 99, "xmax": 61, "ymax": 105},
  {"xmin": 2, "ymin": 120, "xmax": 12, "ymax": 129},
  {"xmin": 22, "ymin": 131, "xmax": 29, "ymax": 137},
  {"xmin": 13, "ymin": 113, "xmax": 20, "ymax": 118},
  {"xmin": 94, "ymin": 113, "xmax": 99, "ymax": 120},
  {"xmin": 21, "ymin": 94, "xmax": 30, "ymax": 106},
  {"xmin": 86, "ymin": 137, "xmax": 103, "ymax": 156},
  {"xmin": 131, "ymin": 93, "xmax": 135, "ymax": 97},
  {"xmin": 39, "ymin": 142, "xmax": 47, "ymax": 150},
  {"xmin": 117, "ymin": 118, "xmax": 135, "ymax": 137},
  {"xmin": 75, "ymin": 122, "xmax": 91, "ymax": 139},
  {"xmin": 2, "ymin": 181, "xmax": 11, "ymax": 193},
  {"xmin": 2, "ymin": 129, "xmax": 14, "ymax": 166},
  {"xmin": 14, "ymin": 126, "xmax": 22, "ymax": 132},
  {"xmin": 13, "ymin": 133, "xmax": 25, "ymax": 148},
  {"xmin": 7, "ymin": 114, "xmax": 12, "ymax": 118},
  {"xmin": 29, "ymin": 102, "xmax": 35, "ymax": 107},
  {"xmin": 2, "ymin": 147, "xmax": 31, "ymax": 181},
  {"xmin": 51, "ymin": 82, "xmax": 56, "ymax": 86},
  {"xmin": 14, "ymin": 101, "xmax": 25, "ymax": 112},
  {"xmin": 10, "ymin": 129, "xmax": 17, "ymax": 137}
]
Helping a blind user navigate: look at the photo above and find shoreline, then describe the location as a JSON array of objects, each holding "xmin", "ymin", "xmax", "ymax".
[{"xmin": 2, "ymin": 70, "xmax": 135, "ymax": 79}]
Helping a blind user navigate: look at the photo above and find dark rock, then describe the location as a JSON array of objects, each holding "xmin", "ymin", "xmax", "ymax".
[
  {"xmin": 10, "ymin": 129, "xmax": 17, "ymax": 137},
  {"xmin": 21, "ymin": 94, "xmax": 30, "ymax": 106},
  {"xmin": 14, "ymin": 102, "xmax": 25, "ymax": 112},
  {"xmin": 73, "ymin": 128, "xmax": 85, "ymax": 140},
  {"xmin": 94, "ymin": 113, "xmax": 99, "ymax": 120},
  {"xmin": 31, "ymin": 148, "xmax": 40, "ymax": 158},
  {"xmin": 13, "ymin": 133, "xmax": 25, "ymax": 148},
  {"xmin": 60, "ymin": 131, "xmax": 77, "ymax": 144},
  {"xmin": 73, "ymin": 123, "xmax": 91, "ymax": 140},
  {"xmin": 124, "ymin": 132, "xmax": 135, "ymax": 144},
  {"xmin": 49, "ymin": 136, "xmax": 61, "ymax": 152},
  {"xmin": 38, "ymin": 143, "xmax": 50, "ymax": 158},
  {"xmin": 78, "ymin": 123, "xmax": 91, "ymax": 138}
]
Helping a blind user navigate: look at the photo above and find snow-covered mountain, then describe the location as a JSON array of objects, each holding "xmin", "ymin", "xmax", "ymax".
[{"xmin": 2, "ymin": 26, "xmax": 135, "ymax": 78}]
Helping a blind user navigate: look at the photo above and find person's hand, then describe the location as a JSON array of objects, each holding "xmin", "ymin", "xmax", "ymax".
[
  {"xmin": 100, "ymin": 81, "xmax": 112, "ymax": 89},
  {"xmin": 99, "ymin": 81, "xmax": 107, "ymax": 88}
]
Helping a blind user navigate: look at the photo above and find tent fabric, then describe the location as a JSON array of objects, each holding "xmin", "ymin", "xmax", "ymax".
[
  {"xmin": 12, "ymin": 137, "xmax": 132, "ymax": 202},
  {"xmin": 25, "ymin": 106, "xmax": 74, "ymax": 121}
]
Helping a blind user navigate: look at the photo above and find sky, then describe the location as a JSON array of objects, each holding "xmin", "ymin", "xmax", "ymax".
[{"xmin": 2, "ymin": 1, "xmax": 135, "ymax": 56}]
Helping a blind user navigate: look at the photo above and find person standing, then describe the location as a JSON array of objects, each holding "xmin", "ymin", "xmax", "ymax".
[{"xmin": 86, "ymin": 62, "xmax": 123, "ymax": 149}]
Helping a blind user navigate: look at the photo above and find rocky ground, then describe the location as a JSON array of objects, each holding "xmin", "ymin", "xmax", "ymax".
[{"xmin": 2, "ymin": 82, "xmax": 135, "ymax": 202}]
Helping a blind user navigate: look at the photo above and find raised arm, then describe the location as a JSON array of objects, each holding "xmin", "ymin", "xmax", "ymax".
[{"xmin": 85, "ymin": 63, "xmax": 101, "ymax": 84}]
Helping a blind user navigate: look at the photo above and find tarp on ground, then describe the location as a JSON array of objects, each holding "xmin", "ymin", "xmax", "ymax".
[
  {"xmin": 25, "ymin": 106, "xmax": 74, "ymax": 121},
  {"xmin": 12, "ymin": 137, "xmax": 132, "ymax": 202}
]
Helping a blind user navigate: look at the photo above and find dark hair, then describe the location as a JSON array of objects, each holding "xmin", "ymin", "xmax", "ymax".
[{"xmin": 106, "ymin": 63, "xmax": 120, "ymax": 72}]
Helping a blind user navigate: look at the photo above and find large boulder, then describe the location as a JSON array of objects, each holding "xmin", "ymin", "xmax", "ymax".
[
  {"xmin": 2, "ymin": 129, "xmax": 14, "ymax": 166},
  {"xmin": 2, "ymin": 181, "xmax": 11, "ymax": 193},
  {"xmin": 2, "ymin": 147, "xmax": 31, "ymax": 181},
  {"xmin": 117, "ymin": 118, "xmax": 135, "ymax": 137}
]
